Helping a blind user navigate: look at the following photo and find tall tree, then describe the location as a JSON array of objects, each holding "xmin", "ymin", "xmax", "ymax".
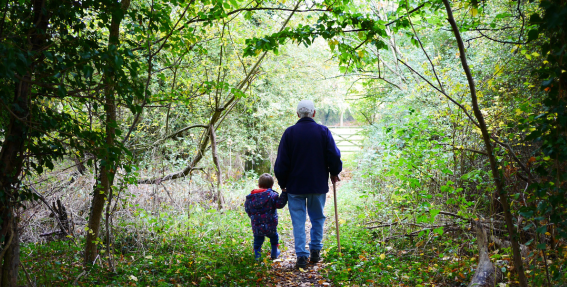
[
  {"xmin": 0, "ymin": 0, "xmax": 49, "ymax": 285},
  {"xmin": 84, "ymin": 0, "xmax": 131, "ymax": 265}
]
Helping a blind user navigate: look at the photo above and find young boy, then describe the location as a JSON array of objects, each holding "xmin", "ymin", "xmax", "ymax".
[{"xmin": 245, "ymin": 173, "xmax": 288, "ymax": 260}]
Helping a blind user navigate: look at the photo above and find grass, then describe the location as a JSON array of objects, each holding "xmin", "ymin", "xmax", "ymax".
[{"xmin": 19, "ymin": 179, "xmax": 272, "ymax": 287}]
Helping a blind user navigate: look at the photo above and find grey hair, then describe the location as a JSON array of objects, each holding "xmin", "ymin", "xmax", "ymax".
[{"xmin": 297, "ymin": 100, "xmax": 315, "ymax": 118}]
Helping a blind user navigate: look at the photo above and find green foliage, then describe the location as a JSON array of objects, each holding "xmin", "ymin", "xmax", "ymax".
[
  {"xmin": 20, "ymin": 203, "xmax": 269, "ymax": 286},
  {"xmin": 323, "ymin": 181, "xmax": 480, "ymax": 286}
]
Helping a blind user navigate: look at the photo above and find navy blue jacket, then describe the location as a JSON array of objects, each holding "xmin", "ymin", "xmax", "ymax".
[
  {"xmin": 274, "ymin": 117, "xmax": 342, "ymax": 194},
  {"xmin": 245, "ymin": 188, "xmax": 288, "ymax": 236}
]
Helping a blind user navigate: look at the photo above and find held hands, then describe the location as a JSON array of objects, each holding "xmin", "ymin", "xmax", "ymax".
[
  {"xmin": 281, "ymin": 188, "xmax": 287, "ymax": 193},
  {"xmin": 331, "ymin": 175, "xmax": 340, "ymax": 184}
]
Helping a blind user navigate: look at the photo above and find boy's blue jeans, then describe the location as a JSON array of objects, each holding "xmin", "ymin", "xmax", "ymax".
[
  {"xmin": 288, "ymin": 193, "xmax": 326, "ymax": 258},
  {"xmin": 253, "ymin": 232, "xmax": 279, "ymax": 251}
]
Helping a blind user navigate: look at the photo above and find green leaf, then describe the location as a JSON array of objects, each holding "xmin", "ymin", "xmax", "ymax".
[{"xmin": 430, "ymin": 209, "xmax": 440, "ymax": 218}]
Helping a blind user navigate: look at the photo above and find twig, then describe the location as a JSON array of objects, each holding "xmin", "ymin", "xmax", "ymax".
[
  {"xmin": 130, "ymin": 124, "xmax": 208, "ymax": 151},
  {"xmin": 397, "ymin": 59, "xmax": 481, "ymax": 128},
  {"xmin": 437, "ymin": 143, "xmax": 488, "ymax": 156},
  {"xmin": 490, "ymin": 137, "xmax": 535, "ymax": 183},
  {"xmin": 438, "ymin": 211, "xmax": 469, "ymax": 221},
  {"xmin": 160, "ymin": 183, "xmax": 174, "ymax": 202},
  {"xmin": 20, "ymin": 261, "xmax": 35, "ymax": 287},
  {"xmin": 405, "ymin": 0, "xmax": 444, "ymax": 93},
  {"xmin": 74, "ymin": 270, "xmax": 87, "ymax": 285}
]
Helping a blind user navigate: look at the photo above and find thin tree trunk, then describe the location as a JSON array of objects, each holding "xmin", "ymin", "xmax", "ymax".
[
  {"xmin": 209, "ymin": 124, "xmax": 223, "ymax": 209},
  {"xmin": 441, "ymin": 1, "xmax": 528, "ymax": 286},
  {"xmin": 84, "ymin": 0, "xmax": 131, "ymax": 266}
]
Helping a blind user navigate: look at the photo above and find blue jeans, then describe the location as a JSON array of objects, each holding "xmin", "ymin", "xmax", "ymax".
[
  {"xmin": 288, "ymin": 193, "xmax": 326, "ymax": 258},
  {"xmin": 253, "ymin": 232, "xmax": 279, "ymax": 251}
]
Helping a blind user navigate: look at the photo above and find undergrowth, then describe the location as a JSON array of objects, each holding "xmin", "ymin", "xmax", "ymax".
[
  {"xmin": 19, "ymin": 177, "xmax": 273, "ymax": 286},
  {"xmin": 322, "ymin": 178, "xmax": 566, "ymax": 286}
]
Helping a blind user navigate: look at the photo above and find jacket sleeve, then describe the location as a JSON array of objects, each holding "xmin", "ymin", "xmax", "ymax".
[
  {"xmin": 325, "ymin": 128, "xmax": 342, "ymax": 176},
  {"xmin": 244, "ymin": 198, "xmax": 252, "ymax": 216},
  {"xmin": 274, "ymin": 130, "xmax": 290, "ymax": 189},
  {"xmin": 273, "ymin": 191, "xmax": 288, "ymax": 209}
]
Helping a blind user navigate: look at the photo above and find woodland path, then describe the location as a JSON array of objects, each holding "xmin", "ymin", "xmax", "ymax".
[{"xmin": 264, "ymin": 170, "xmax": 352, "ymax": 287}]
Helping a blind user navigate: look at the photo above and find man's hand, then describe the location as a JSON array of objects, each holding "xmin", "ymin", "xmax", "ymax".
[{"xmin": 330, "ymin": 175, "xmax": 340, "ymax": 184}]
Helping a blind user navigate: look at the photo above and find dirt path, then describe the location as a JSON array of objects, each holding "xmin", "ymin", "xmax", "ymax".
[
  {"xmin": 265, "ymin": 218, "xmax": 331, "ymax": 287},
  {"xmin": 265, "ymin": 170, "xmax": 352, "ymax": 287}
]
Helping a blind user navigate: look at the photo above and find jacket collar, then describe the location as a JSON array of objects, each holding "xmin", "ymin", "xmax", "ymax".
[
  {"xmin": 296, "ymin": 117, "xmax": 315, "ymax": 124},
  {"xmin": 251, "ymin": 188, "xmax": 268, "ymax": 194}
]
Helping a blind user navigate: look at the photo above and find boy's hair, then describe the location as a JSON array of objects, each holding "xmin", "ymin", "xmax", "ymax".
[{"xmin": 258, "ymin": 173, "xmax": 274, "ymax": 188}]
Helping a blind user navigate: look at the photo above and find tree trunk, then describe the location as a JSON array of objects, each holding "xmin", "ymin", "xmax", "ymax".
[
  {"xmin": 441, "ymin": 1, "xmax": 528, "ymax": 286},
  {"xmin": 468, "ymin": 222, "xmax": 499, "ymax": 287},
  {"xmin": 0, "ymin": 225, "xmax": 19, "ymax": 287},
  {"xmin": 0, "ymin": 0, "xmax": 48, "ymax": 285},
  {"xmin": 84, "ymin": 0, "xmax": 131, "ymax": 266}
]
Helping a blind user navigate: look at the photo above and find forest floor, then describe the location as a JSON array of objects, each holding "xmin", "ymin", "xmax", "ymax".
[{"xmin": 18, "ymin": 165, "xmax": 500, "ymax": 286}]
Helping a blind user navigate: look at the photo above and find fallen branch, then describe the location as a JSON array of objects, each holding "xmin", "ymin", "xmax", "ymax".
[
  {"xmin": 382, "ymin": 224, "xmax": 461, "ymax": 242},
  {"xmin": 491, "ymin": 235, "xmax": 529, "ymax": 258},
  {"xmin": 367, "ymin": 222, "xmax": 398, "ymax": 229},
  {"xmin": 30, "ymin": 188, "xmax": 71, "ymax": 236}
]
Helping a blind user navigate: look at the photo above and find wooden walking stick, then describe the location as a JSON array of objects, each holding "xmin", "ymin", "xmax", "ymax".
[{"xmin": 332, "ymin": 181, "xmax": 342, "ymax": 256}]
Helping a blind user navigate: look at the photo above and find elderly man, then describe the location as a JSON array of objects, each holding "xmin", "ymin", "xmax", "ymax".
[{"xmin": 274, "ymin": 100, "xmax": 342, "ymax": 269}]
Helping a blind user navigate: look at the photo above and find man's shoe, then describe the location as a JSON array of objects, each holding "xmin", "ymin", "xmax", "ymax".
[
  {"xmin": 310, "ymin": 249, "xmax": 321, "ymax": 263},
  {"xmin": 295, "ymin": 256, "xmax": 309, "ymax": 269}
]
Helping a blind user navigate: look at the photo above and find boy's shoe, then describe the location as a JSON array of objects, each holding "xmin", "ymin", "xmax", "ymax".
[
  {"xmin": 295, "ymin": 256, "xmax": 309, "ymax": 269},
  {"xmin": 310, "ymin": 249, "xmax": 321, "ymax": 263},
  {"xmin": 254, "ymin": 249, "xmax": 262, "ymax": 260},
  {"xmin": 271, "ymin": 245, "xmax": 281, "ymax": 260}
]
